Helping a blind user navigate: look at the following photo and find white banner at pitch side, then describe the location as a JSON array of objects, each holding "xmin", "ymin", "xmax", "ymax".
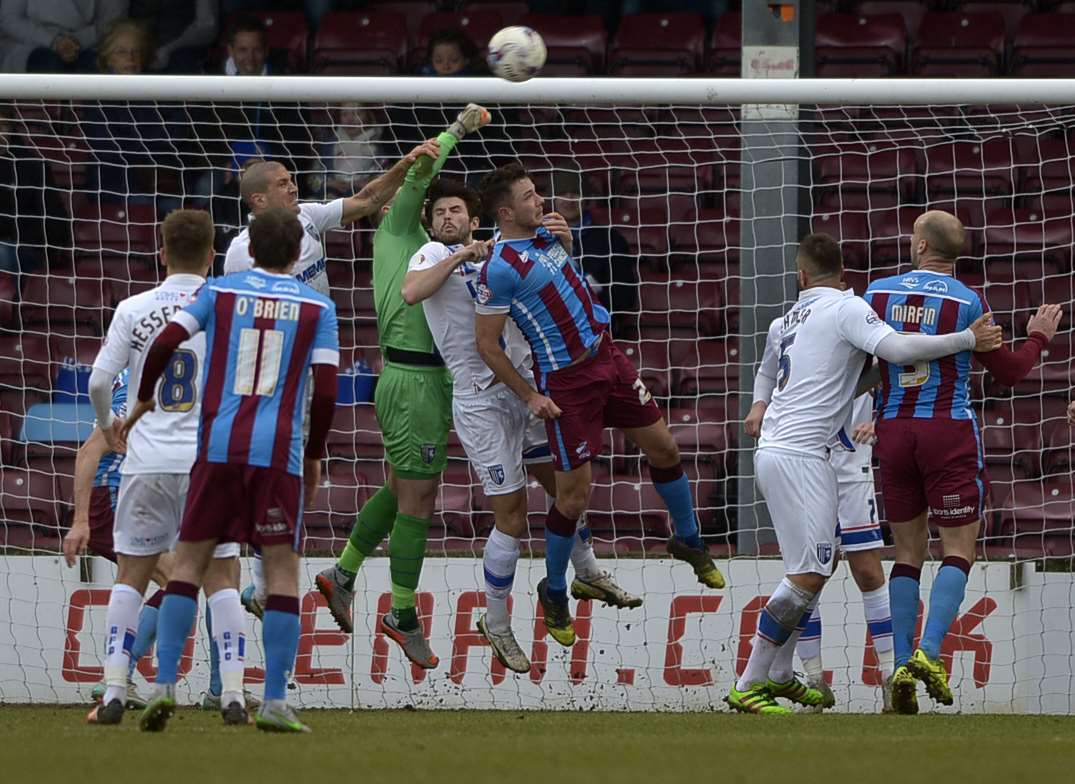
[{"xmin": 1, "ymin": 556, "xmax": 1073, "ymax": 713}]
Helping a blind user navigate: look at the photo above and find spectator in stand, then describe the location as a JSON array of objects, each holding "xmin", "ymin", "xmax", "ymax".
[
  {"xmin": 422, "ymin": 28, "xmax": 486, "ymax": 77},
  {"xmin": 313, "ymin": 103, "xmax": 393, "ymax": 200},
  {"xmin": 0, "ymin": 107, "xmax": 71, "ymax": 273},
  {"xmin": 552, "ymin": 170, "xmax": 638, "ymax": 330},
  {"xmin": 129, "ymin": 0, "xmax": 218, "ymax": 74},
  {"xmin": 0, "ymin": 0, "xmax": 125, "ymax": 73},
  {"xmin": 82, "ymin": 20, "xmax": 211, "ymax": 216}
]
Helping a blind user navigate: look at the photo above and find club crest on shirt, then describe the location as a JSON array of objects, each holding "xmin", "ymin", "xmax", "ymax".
[
  {"xmin": 476, "ymin": 283, "xmax": 493, "ymax": 305},
  {"xmin": 487, "ymin": 465, "xmax": 505, "ymax": 485},
  {"xmin": 421, "ymin": 444, "xmax": 437, "ymax": 464},
  {"xmin": 816, "ymin": 542, "xmax": 833, "ymax": 565}
]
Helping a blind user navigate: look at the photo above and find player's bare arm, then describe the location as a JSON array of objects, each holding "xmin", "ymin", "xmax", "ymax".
[
  {"xmin": 744, "ymin": 401, "xmax": 767, "ymax": 439},
  {"xmin": 401, "ymin": 240, "xmax": 493, "ymax": 305},
  {"xmin": 475, "ymin": 311, "xmax": 561, "ymax": 419},
  {"xmin": 851, "ymin": 421, "xmax": 877, "ymax": 445},
  {"xmin": 63, "ymin": 427, "xmax": 113, "ymax": 567},
  {"xmin": 541, "ymin": 212, "xmax": 573, "ymax": 255},
  {"xmin": 340, "ymin": 139, "xmax": 441, "ymax": 224}
]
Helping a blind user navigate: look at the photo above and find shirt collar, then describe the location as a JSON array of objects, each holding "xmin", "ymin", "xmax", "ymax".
[
  {"xmin": 162, "ymin": 273, "xmax": 206, "ymax": 287},
  {"xmin": 797, "ymin": 284, "xmax": 845, "ymax": 301}
]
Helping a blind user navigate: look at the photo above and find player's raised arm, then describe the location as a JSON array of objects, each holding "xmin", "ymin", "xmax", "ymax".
[
  {"xmin": 974, "ymin": 303, "xmax": 1061, "ymax": 386},
  {"xmin": 402, "ymin": 240, "xmax": 492, "ymax": 305},
  {"xmin": 340, "ymin": 138, "xmax": 440, "ymax": 225},
  {"xmin": 379, "ymin": 104, "xmax": 491, "ymax": 236}
]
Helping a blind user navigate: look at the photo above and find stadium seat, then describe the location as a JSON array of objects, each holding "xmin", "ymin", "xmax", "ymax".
[
  {"xmin": 1011, "ymin": 13, "xmax": 1075, "ymax": 77},
  {"xmin": 0, "ymin": 410, "xmax": 14, "ymax": 466},
  {"xmin": 636, "ymin": 276, "xmax": 722, "ymax": 338},
  {"xmin": 617, "ymin": 340, "xmax": 674, "ymax": 400},
  {"xmin": 0, "ymin": 467, "xmax": 61, "ymax": 529},
  {"xmin": 665, "ymin": 408, "xmax": 730, "ymax": 474},
  {"xmin": 867, "ymin": 205, "xmax": 919, "ymax": 270},
  {"xmin": 813, "ymin": 142, "xmax": 918, "ymax": 203},
  {"xmin": 672, "ymin": 339, "xmax": 740, "ymax": 400},
  {"xmin": 982, "ymin": 207, "xmax": 1072, "ymax": 271},
  {"xmin": 980, "ymin": 407, "xmax": 1044, "ymax": 476},
  {"xmin": 19, "ymin": 275, "xmax": 111, "ymax": 333},
  {"xmin": 924, "ymin": 138, "xmax": 1019, "ymax": 201},
  {"xmin": 1043, "ymin": 421, "xmax": 1075, "ymax": 477},
  {"xmin": 673, "ymin": 206, "xmax": 742, "ymax": 265},
  {"xmin": 998, "ymin": 477, "xmax": 1075, "ymax": 540},
  {"xmin": 812, "ymin": 210, "xmax": 871, "ymax": 270},
  {"xmin": 609, "ymin": 12, "xmax": 705, "ymax": 76},
  {"xmin": 816, "ymin": 13, "xmax": 907, "ymax": 77},
  {"xmin": 520, "ymin": 13, "xmax": 606, "ymax": 76},
  {"xmin": 980, "ymin": 280, "xmax": 1031, "ymax": 332},
  {"xmin": 1012, "ymin": 337, "xmax": 1074, "ymax": 396},
  {"xmin": 463, "ymin": 2, "xmax": 529, "ymax": 26},
  {"xmin": 328, "ymin": 403, "xmax": 383, "ymax": 460},
  {"xmin": 412, "ymin": 10, "xmax": 503, "ymax": 70},
  {"xmin": 586, "ymin": 480, "xmax": 670, "ymax": 539},
  {"xmin": 72, "ymin": 200, "xmax": 158, "ymax": 261},
  {"xmin": 705, "ymin": 11, "xmax": 741, "ymax": 75},
  {"xmin": 853, "ymin": 1, "xmax": 927, "ymax": 35},
  {"xmin": 0, "ymin": 333, "xmax": 52, "ymax": 416},
  {"xmin": 313, "ymin": 10, "xmax": 408, "ymax": 74},
  {"xmin": 912, "ymin": 11, "xmax": 1006, "ymax": 77},
  {"xmin": 608, "ymin": 195, "xmax": 696, "ymax": 258},
  {"xmin": 1020, "ymin": 135, "xmax": 1075, "ymax": 199},
  {"xmin": 959, "ymin": 2, "xmax": 1031, "ymax": 46},
  {"xmin": 0, "ymin": 271, "xmax": 14, "ymax": 327}
]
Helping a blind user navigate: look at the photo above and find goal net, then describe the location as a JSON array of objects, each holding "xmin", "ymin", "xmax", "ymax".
[{"xmin": 0, "ymin": 76, "xmax": 1072, "ymax": 713}]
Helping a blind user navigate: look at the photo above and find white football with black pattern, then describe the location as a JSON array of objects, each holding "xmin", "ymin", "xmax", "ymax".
[{"xmin": 487, "ymin": 26, "xmax": 546, "ymax": 83}]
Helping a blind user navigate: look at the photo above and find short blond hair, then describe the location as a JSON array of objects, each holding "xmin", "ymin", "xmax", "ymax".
[
  {"xmin": 97, "ymin": 19, "xmax": 156, "ymax": 74},
  {"xmin": 162, "ymin": 210, "xmax": 215, "ymax": 271}
]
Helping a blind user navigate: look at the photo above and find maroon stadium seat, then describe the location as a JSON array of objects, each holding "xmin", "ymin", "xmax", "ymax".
[
  {"xmin": 812, "ymin": 210, "xmax": 870, "ymax": 270},
  {"xmin": 609, "ymin": 12, "xmax": 705, "ymax": 75},
  {"xmin": 463, "ymin": 2, "xmax": 529, "ymax": 26},
  {"xmin": 924, "ymin": 138, "xmax": 1019, "ymax": 201},
  {"xmin": 617, "ymin": 340, "xmax": 674, "ymax": 400},
  {"xmin": 981, "ymin": 207, "xmax": 1072, "ymax": 271},
  {"xmin": 980, "ymin": 280, "xmax": 1031, "ymax": 332},
  {"xmin": 706, "ymin": 11, "xmax": 741, "ymax": 75},
  {"xmin": 868, "ymin": 206, "xmax": 919, "ymax": 270},
  {"xmin": 673, "ymin": 206, "xmax": 742, "ymax": 265},
  {"xmin": 816, "ymin": 13, "xmax": 907, "ymax": 77},
  {"xmin": 328, "ymin": 403, "xmax": 383, "ymax": 460},
  {"xmin": 72, "ymin": 201, "xmax": 157, "ymax": 261},
  {"xmin": 0, "ymin": 271, "xmax": 15, "ymax": 327},
  {"xmin": 636, "ymin": 276, "xmax": 722, "ymax": 338},
  {"xmin": 607, "ymin": 195, "xmax": 696, "ymax": 257},
  {"xmin": 0, "ymin": 467, "xmax": 60, "ymax": 528},
  {"xmin": 313, "ymin": 10, "xmax": 408, "ymax": 74},
  {"xmin": 959, "ymin": 2, "xmax": 1031, "ymax": 46},
  {"xmin": 672, "ymin": 339, "xmax": 740, "ymax": 400},
  {"xmin": 979, "ymin": 407, "xmax": 1044, "ymax": 476},
  {"xmin": 1043, "ymin": 421, "xmax": 1075, "ymax": 477},
  {"xmin": 665, "ymin": 407, "xmax": 730, "ymax": 471},
  {"xmin": 998, "ymin": 477, "xmax": 1075, "ymax": 541},
  {"xmin": 1011, "ymin": 13, "xmax": 1075, "ymax": 76},
  {"xmin": 19, "ymin": 275, "xmax": 111, "ymax": 333},
  {"xmin": 1020, "ymin": 136, "xmax": 1075, "ymax": 198},
  {"xmin": 586, "ymin": 480, "xmax": 670, "ymax": 539},
  {"xmin": 912, "ymin": 11, "xmax": 1006, "ymax": 77},
  {"xmin": 412, "ymin": 10, "xmax": 503, "ymax": 70},
  {"xmin": 520, "ymin": 13, "xmax": 606, "ymax": 75},
  {"xmin": 813, "ymin": 142, "xmax": 918, "ymax": 202},
  {"xmin": 853, "ymin": 1, "xmax": 927, "ymax": 35}
]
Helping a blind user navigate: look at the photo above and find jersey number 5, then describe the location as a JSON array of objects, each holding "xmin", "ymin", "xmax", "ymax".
[
  {"xmin": 159, "ymin": 349, "xmax": 198, "ymax": 412},
  {"xmin": 234, "ymin": 328, "xmax": 285, "ymax": 397},
  {"xmin": 777, "ymin": 334, "xmax": 796, "ymax": 391}
]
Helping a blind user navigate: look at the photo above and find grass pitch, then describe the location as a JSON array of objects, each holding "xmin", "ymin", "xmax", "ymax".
[{"xmin": 3, "ymin": 706, "xmax": 1072, "ymax": 783}]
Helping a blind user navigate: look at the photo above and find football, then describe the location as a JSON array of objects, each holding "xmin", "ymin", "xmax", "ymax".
[{"xmin": 487, "ymin": 26, "xmax": 547, "ymax": 82}]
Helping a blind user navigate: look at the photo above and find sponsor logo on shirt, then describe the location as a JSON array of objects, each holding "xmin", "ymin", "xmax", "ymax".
[
  {"xmin": 245, "ymin": 274, "xmax": 267, "ymax": 289},
  {"xmin": 898, "ymin": 275, "xmax": 920, "ymax": 289},
  {"xmin": 923, "ymin": 278, "xmax": 950, "ymax": 294},
  {"xmin": 272, "ymin": 279, "xmax": 302, "ymax": 294},
  {"xmin": 296, "ymin": 258, "xmax": 326, "ymax": 283}
]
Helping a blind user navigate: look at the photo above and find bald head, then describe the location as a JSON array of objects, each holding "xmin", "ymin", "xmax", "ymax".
[
  {"xmin": 913, "ymin": 210, "xmax": 966, "ymax": 267},
  {"xmin": 240, "ymin": 161, "xmax": 299, "ymax": 214}
]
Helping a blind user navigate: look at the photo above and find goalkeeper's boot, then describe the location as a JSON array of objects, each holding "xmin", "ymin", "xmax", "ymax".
[
  {"xmin": 256, "ymin": 700, "xmax": 311, "ymax": 734},
  {"xmin": 725, "ymin": 684, "xmax": 793, "ymax": 715},
  {"xmin": 91, "ymin": 678, "xmax": 147, "ymax": 710},
  {"xmin": 666, "ymin": 536, "xmax": 726, "ymax": 589},
  {"xmin": 86, "ymin": 698, "xmax": 124, "ymax": 725},
  {"xmin": 767, "ymin": 676, "xmax": 829, "ymax": 708},
  {"xmin": 138, "ymin": 684, "xmax": 177, "ymax": 732},
  {"xmin": 889, "ymin": 665, "xmax": 919, "ymax": 715},
  {"xmin": 801, "ymin": 679, "xmax": 837, "ymax": 713},
  {"xmin": 221, "ymin": 700, "xmax": 250, "ymax": 727},
  {"xmin": 477, "ymin": 614, "xmax": 531, "ymax": 674},
  {"xmin": 571, "ymin": 571, "xmax": 643, "ymax": 609},
  {"xmin": 381, "ymin": 613, "xmax": 439, "ymax": 669},
  {"xmin": 240, "ymin": 584, "xmax": 264, "ymax": 621},
  {"xmin": 907, "ymin": 648, "xmax": 953, "ymax": 706},
  {"xmin": 314, "ymin": 566, "xmax": 354, "ymax": 634},
  {"xmin": 537, "ymin": 577, "xmax": 576, "ymax": 647},
  {"xmin": 202, "ymin": 689, "xmax": 261, "ymax": 712}
]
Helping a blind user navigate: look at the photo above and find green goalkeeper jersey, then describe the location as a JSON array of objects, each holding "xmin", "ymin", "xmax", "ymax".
[{"xmin": 373, "ymin": 130, "xmax": 459, "ymax": 354}]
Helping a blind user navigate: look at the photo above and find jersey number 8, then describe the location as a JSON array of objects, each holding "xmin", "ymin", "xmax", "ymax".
[{"xmin": 159, "ymin": 349, "xmax": 198, "ymax": 412}]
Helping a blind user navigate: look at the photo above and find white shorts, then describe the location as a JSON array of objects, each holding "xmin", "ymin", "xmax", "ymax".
[
  {"xmin": 114, "ymin": 473, "xmax": 239, "ymax": 559},
  {"xmin": 836, "ymin": 480, "xmax": 884, "ymax": 553},
  {"xmin": 453, "ymin": 385, "xmax": 551, "ymax": 496},
  {"xmin": 755, "ymin": 447, "xmax": 839, "ymax": 577}
]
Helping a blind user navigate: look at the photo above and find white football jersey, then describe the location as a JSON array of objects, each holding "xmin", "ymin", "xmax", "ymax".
[
  {"xmin": 829, "ymin": 393, "xmax": 875, "ymax": 484},
  {"xmin": 223, "ymin": 200, "xmax": 344, "ymax": 295},
  {"xmin": 758, "ymin": 287, "xmax": 894, "ymax": 458},
  {"xmin": 408, "ymin": 241, "xmax": 532, "ymax": 396},
  {"xmin": 92, "ymin": 274, "xmax": 208, "ymax": 475}
]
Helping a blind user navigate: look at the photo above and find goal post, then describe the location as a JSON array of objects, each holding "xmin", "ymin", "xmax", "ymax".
[{"xmin": 0, "ymin": 75, "xmax": 1073, "ymax": 713}]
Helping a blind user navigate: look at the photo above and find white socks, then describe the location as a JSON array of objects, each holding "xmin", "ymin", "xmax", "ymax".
[
  {"xmin": 207, "ymin": 588, "xmax": 246, "ymax": 707},
  {"xmin": 737, "ymin": 578, "xmax": 816, "ymax": 691},
  {"xmin": 797, "ymin": 605, "xmax": 824, "ymax": 682},
  {"xmin": 570, "ymin": 516, "xmax": 602, "ymax": 581},
  {"xmin": 103, "ymin": 583, "xmax": 142, "ymax": 705},
  {"xmin": 769, "ymin": 595, "xmax": 819, "ymax": 684},
  {"xmin": 483, "ymin": 527, "xmax": 519, "ymax": 633},
  {"xmin": 862, "ymin": 585, "xmax": 895, "ymax": 678}
]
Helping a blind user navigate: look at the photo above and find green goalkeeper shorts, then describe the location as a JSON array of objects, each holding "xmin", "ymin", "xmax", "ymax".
[{"xmin": 374, "ymin": 362, "xmax": 453, "ymax": 478}]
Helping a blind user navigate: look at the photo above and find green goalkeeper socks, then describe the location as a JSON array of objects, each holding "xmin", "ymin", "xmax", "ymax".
[
  {"xmin": 337, "ymin": 485, "xmax": 398, "ymax": 589},
  {"xmin": 388, "ymin": 513, "xmax": 429, "ymax": 631}
]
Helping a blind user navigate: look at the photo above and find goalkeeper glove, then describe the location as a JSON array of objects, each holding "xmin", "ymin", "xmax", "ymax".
[{"xmin": 447, "ymin": 103, "xmax": 491, "ymax": 141}]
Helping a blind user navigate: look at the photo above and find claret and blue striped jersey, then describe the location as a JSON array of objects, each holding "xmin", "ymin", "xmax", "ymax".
[
  {"xmin": 92, "ymin": 369, "xmax": 128, "ymax": 494},
  {"xmin": 172, "ymin": 268, "xmax": 339, "ymax": 476},
  {"xmin": 864, "ymin": 271, "xmax": 985, "ymax": 421},
  {"xmin": 475, "ymin": 225, "xmax": 609, "ymax": 374}
]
